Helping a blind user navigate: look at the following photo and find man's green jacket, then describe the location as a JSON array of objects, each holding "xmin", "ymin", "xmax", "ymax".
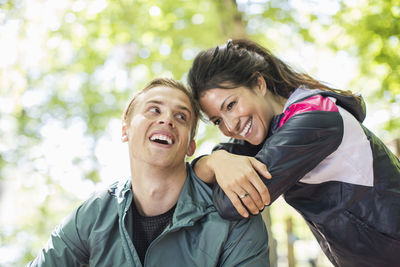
[{"xmin": 29, "ymin": 164, "xmax": 270, "ymax": 266}]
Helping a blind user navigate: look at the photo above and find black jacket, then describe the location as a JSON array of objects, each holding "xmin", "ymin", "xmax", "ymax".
[{"xmin": 211, "ymin": 87, "xmax": 400, "ymax": 267}]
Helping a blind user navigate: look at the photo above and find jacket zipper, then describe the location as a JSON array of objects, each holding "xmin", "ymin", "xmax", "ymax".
[
  {"xmin": 143, "ymin": 221, "xmax": 195, "ymax": 266},
  {"xmin": 119, "ymin": 192, "xmax": 140, "ymax": 266}
]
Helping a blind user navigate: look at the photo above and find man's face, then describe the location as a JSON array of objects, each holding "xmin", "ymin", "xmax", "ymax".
[{"xmin": 123, "ymin": 86, "xmax": 196, "ymax": 168}]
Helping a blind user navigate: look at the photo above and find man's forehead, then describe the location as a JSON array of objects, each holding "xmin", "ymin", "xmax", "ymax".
[{"xmin": 138, "ymin": 86, "xmax": 193, "ymax": 111}]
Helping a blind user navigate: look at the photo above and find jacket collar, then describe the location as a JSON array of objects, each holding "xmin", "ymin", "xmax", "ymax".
[
  {"xmin": 112, "ymin": 163, "xmax": 215, "ymax": 225},
  {"xmin": 283, "ymin": 85, "xmax": 323, "ymax": 110},
  {"xmin": 285, "ymin": 86, "xmax": 366, "ymax": 122},
  {"xmin": 172, "ymin": 164, "xmax": 215, "ymax": 226}
]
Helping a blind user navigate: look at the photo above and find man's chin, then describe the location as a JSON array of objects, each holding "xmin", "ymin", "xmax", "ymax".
[{"xmin": 150, "ymin": 158, "xmax": 182, "ymax": 168}]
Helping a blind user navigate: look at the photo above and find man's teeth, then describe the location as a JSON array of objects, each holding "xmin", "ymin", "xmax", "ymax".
[
  {"xmin": 240, "ymin": 120, "xmax": 251, "ymax": 137},
  {"xmin": 150, "ymin": 134, "xmax": 173, "ymax": 145}
]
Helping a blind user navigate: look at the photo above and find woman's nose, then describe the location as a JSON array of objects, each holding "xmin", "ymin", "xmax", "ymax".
[{"xmin": 224, "ymin": 116, "xmax": 239, "ymax": 134}]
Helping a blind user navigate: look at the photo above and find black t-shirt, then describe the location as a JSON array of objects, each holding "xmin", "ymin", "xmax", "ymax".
[{"xmin": 131, "ymin": 202, "xmax": 176, "ymax": 265}]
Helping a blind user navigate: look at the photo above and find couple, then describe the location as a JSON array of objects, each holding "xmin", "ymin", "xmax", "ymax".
[{"xmin": 31, "ymin": 39, "xmax": 400, "ymax": 267}]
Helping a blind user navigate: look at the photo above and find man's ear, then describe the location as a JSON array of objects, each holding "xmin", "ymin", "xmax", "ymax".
[
  {"xmin": 121, "ymin": 121, "xmax": 128, "ymax": 142},
  {"xmin": 186, "ymin": 140, "xmax": 196, "ymax": 157},
  {"xmin": 255, "ymin": 75, "xmax": 267, "ymax": 96}
]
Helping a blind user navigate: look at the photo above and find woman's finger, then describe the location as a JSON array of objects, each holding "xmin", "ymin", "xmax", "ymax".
[
  {"xmin": 249, "ymin": 157, "xmax": 271, "ymax": 179},
  {"xmin": 247, "ymin": 172, "xmax": 271, "ymax": 205},
  {"xmin": 248, "ymin": 158, "xmax": 271, "ymax": 205},
  {"xmin": 226, "ymin": 191, "xmax": 249, "ymax": 218},
  {"xmin": 240, "ymin": 179, "xmax": 264, "ymax": 210},
  {"xmin": 238, "ymin": 189, "xmax": 260, "ymax": 215},
  {"xmin": 251, "ymin": 178, "xmax": 271, "ymax": 206}
]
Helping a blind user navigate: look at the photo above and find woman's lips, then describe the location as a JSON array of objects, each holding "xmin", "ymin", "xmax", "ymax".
[{"xmin": 239, "ymin": 118, "xmax": 252, "ymax": 138}]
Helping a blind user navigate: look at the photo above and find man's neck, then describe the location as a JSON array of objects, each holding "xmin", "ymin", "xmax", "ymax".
[{"xmin": 130, "ymin": 162, "xmax": 187, "ymax": 217}]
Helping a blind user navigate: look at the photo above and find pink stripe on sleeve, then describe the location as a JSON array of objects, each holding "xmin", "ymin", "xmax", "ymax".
[{"xmin": 279, "ymin": 95, "xmax": 339, "ymax": 128}]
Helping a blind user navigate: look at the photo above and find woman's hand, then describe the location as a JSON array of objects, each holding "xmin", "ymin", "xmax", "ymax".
[{"xmin": 208, "ymin": 150, "xmax": 272, "ymax": 218}]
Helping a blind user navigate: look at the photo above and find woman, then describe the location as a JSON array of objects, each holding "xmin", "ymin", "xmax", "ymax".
[{"xmin": 188, "ymin": 39, "xmax": 400, "ymax": 267}]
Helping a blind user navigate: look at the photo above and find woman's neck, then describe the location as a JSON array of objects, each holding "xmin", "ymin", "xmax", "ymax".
[{"xmin": 266, "ymin": 90, "xmax": 288, "ymax": 115}]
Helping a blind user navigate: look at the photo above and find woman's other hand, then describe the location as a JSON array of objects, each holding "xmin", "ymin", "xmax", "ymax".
[{"xmin": 209, "ymin": 150, "xmax": 271, "ymax": 218}]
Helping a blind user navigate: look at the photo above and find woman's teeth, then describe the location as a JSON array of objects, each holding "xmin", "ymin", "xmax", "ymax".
[{"xmin": 240, "ymin": 119, "xmax": 252, "ymax": 137}]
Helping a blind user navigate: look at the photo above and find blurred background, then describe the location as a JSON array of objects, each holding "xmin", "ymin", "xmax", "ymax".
[{"xmin": 0, "ymin": 0, "xmax": 399, "ymax": 266}]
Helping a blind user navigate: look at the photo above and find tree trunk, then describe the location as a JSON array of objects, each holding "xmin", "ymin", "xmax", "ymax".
[
  {"xmin": 262, "ymin": 208, "xmax": 278, "ymax": 267},
  {"xmin": 217, "ymin": 0, "xmax": 247, "ymax": 39}
]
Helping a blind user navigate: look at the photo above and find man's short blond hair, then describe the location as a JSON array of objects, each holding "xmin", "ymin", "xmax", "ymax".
[{"xmin": 122, "ymin": 78, "xmax": 200, "ymax": 140}]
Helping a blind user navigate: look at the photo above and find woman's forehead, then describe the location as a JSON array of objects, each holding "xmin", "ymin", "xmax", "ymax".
[
  {"xmin": 200, "ymin": 86, "xmax": 247, "ymax": 102},
  {"xmin": 199, "ymin": 88, "xmax": 235, "ymax": 116}
]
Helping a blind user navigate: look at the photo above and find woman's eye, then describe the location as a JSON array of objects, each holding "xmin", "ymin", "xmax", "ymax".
[
  {"xmin": 227, "ymin": 101, "xmax": 236, "ymax": 111},
  {"xmin": 213, "ymin": 119, "xmax": 221, "ymax": 126}
]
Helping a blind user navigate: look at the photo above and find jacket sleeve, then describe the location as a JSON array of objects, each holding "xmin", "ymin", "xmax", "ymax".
[
  {"xmin": 28, "ymin": 203, "xmax": 91, "ymax": 266},
  {"xmin": 213, "ymin": 96, "xmax": 344, "ymax": 220},
  {"xmin": 218, "ymin": 215, "xmax": 270, "ymax": 266}
]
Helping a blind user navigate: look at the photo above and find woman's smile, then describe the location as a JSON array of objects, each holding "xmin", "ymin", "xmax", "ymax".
[
  {"xmin": 200, "ymin": 86, "xmax": 274, "ymax": 145},
  {"xmin": 239, "ymin": 118, "xmax": 252, "ymax": 138}
]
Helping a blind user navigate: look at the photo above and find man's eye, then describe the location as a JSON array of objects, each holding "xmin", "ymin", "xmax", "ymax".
[
  {"xmin": 149, "ymin": 107, "xmax": 160, "ymax": 113},
  {"xmin": 176, "ymin": 113, "xmax": 186, "ymax": 121},
  {"xmin": 227, "ymin": 101, "xmax": 236, "ymax": 111}
]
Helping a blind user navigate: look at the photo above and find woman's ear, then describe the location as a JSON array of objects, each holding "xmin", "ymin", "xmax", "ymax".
[
  {"xmin": 255, "ymin": 75, "xmax": 267, "ymax": 96},
  {"xmin": 121, "ymin": 121, "xmax": 128, "ymax": 142}
]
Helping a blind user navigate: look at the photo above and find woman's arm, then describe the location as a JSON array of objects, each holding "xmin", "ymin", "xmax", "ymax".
[
  {"xmin": 193, "ymin": 155, "xmax": 217, "ymax": 184},
  {"xmin": 193, "ymin": 150, "xmax": 271, "ymax": 217},
  {"xmin": 214, "ymin": 95, "xmax": 344, "ymax": 220}
]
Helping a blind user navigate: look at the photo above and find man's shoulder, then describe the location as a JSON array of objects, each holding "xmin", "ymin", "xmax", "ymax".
[
  {"xmin": 184, "ymin": 164, "xmax": 214, "ymax": 204},
  {"xmin": 232, "ymin": 213, "xmax": 267, "ymax": 231},
  {"xmin": 77, "ymin": 180, "xmax": 129, "ymax": 216},
  {"xmin": 62, "ymin": 180, "xmax": 129, "ymax": 239}
]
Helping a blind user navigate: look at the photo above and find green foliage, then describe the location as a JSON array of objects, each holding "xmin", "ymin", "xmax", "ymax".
[
  {"xmin": 334, "ymin": 0, "xmax": 399, "ymax": 93},
  {"xmin": 331, "ymin": 0, "xmax": 400, "ymax": 139},
  {"xmin": 0, "ymin": 1, "xmax": 237, "ymax": 265},
  {"xmin": 1, "ymin": 0, "xmax": 398, "ymax": 266},
  {"xmin": 0, "ymin": 0, "xmax": 21, "ymax": 12}
]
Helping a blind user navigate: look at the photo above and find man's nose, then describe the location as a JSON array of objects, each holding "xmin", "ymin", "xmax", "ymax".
[{"xmin": 158, "ymin": 113, "xmax": 174, "ymax": 127}]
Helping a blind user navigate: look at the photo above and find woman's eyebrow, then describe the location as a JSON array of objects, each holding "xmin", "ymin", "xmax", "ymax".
[
  {"xmin": 209, "ymin": 115, "xmax": 217, "ymax": 121},
  {"xmin": 220, "ymin": 94, "xmax": 234, "ymax": 111}
]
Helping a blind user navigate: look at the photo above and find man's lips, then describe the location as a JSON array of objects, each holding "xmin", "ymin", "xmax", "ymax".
[{"xmin": 149, "ymin": 131, "xmax": 175, "ymax": 145}]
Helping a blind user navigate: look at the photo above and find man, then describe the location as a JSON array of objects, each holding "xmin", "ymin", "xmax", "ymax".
[{"xmin": 29, "ymin": 78, "xmax": 270, "ymax": 266}]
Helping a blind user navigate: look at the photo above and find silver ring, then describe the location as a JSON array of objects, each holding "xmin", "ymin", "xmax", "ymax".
[{"xmin": 239, "ymin": 193, "xmax": 249, "ymax": 199}]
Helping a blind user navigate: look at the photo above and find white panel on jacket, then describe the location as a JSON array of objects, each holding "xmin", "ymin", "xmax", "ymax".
[{"xmin": 299, "ymin": 106, "xmax": 374, "ymax": 187}]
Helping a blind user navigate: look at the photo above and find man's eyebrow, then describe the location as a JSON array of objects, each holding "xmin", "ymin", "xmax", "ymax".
[
  {"xmin": 145, "ymin": 100, "xmax": 192, "ymax": 116},
  {"xmin": 208, "ymin": 94, "xmax": 234, "ymax": 121},
  {"xmin": 145, "ymin": 100, "xmax": 163, "ymax": 105},
  {"xmin": 176, "ymin": 105, "xmax": 192, "ymax": 116}
]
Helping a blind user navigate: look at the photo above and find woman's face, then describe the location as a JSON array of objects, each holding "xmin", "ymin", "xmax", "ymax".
[{"xmin": 200, "ymin": 82, "xmax": 281, "ymax": 145}]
